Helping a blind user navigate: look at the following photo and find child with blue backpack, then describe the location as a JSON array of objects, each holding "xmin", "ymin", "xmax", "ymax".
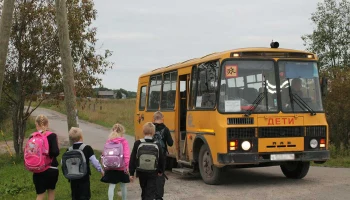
[{"xmin": 100, "ymin": 123, "xmax": 131, "ymax": 200}]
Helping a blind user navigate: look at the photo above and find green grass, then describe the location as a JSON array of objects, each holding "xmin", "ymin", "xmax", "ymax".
[
  {"xmin": 30, "ymin": 99, "xmax": 136, "ymax": 135},
  {"xmin": 1, "ymin": 117, "xmax": 36, "ymax": 141},
  {"xmin": 312, "ymin": 157, "xmax": 350, "ymax": 168},
  {"xmin": 0, "ymin": 149, "xmax": 121, "ymax": 200}
]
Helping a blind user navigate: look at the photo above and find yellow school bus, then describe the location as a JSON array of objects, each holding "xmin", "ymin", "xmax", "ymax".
[{"xmin": 134, "ymin": 42, "xmax": 329, "ymax": 185}]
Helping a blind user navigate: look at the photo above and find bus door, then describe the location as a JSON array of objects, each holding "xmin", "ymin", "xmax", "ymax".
[
  {"xmin": 178, "ymin": 74, "xmax": 190, "ymax": 160},
  {"xmin": 135, "ymin": 81, "xmax": 148, "ymax": 140}
]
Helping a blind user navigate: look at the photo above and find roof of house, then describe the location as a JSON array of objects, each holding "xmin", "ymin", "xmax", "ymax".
[{"xmin": 98, "ymin": 91, "xmax": 114, "ymax": 96}]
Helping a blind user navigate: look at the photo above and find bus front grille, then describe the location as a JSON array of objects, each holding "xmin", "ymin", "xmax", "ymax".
[
  {"xmin": 227, "ymin": 118, "xmax": 254, "ymax": 125},
  {"xmin": 258, "ymin": 127, "xmax": 304, "ymax": 138},
  {"xmin": 227, "ymin": 128, "xmax": 255, "ymax": 139},
  {"xmin": 306, "ymin": 126, "xmax": 327, "ymax": 137}
]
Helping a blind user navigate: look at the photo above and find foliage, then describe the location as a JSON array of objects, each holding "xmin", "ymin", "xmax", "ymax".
[
  {"xmin": 302, "ymin": 0, "xmax": 350, "ymax": 70},
  {"xmin": 0, "ymin": 0, "xmax": 112, "ymax": 155}
]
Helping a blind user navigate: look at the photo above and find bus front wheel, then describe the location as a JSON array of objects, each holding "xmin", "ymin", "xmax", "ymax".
[
  {"xmin": 280, "ymin": 161, "xmax": 310, "ymax": 179},
  {"xmin": 198, "ymin": 144, "xmax": 222, "ymax": 185}
]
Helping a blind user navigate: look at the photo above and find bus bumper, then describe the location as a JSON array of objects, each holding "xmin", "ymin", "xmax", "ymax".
[{"xmin": 217, "ymin": 150, "xmax": 330, "ymax": 165}]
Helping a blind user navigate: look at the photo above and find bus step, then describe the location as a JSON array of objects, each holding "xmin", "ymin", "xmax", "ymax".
[{"xmin": 172, "ymin": 167, "xmax": 194, "ymax": 176}]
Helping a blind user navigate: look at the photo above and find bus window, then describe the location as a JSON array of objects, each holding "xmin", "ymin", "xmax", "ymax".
[
  {"xmin": 139, "ymin": 86, "xmax": 147, "ymax": 110},
  {"xmin": 195, "ymin": 60, "xmax": 219, "ymax": 109},
  {"xmin": 161, "ymin": 71, "xmax": 177, "ymax": 110},
  {"xmin": 148, "ymin": 74, "xmax": 162, "ymax": 110}
]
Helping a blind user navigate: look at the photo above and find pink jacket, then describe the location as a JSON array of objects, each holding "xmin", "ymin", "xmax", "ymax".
[{"xmin": 108, "ymin": 137, "xmax": 130, "ymax": 171}]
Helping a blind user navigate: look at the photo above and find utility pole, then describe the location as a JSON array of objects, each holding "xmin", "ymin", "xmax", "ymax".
[
  {"xmin": 55, "ymin": 0, "xmax": 78, "ymax": 135},
  {"xmin": 0, "ymin": 0, "xmax": 15, "ymax": 102}
]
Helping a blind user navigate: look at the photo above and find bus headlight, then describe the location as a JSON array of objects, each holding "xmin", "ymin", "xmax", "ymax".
[
  {"xmin": 310, "ymin": 139, "xmax": 318, "ymax": 149},
  {"xmin": 241, "ymin": 141, "xmax": 251, "ymax": 151}
]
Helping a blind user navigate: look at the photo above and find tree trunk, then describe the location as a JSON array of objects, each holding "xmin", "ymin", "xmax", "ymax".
[
  {"xmin": 55, "ymin": 0, "xmax": 77, "ymax": 139},
  {"xmin": 0, "ymin": 0, "xmax": 15, "ymax": 102}
]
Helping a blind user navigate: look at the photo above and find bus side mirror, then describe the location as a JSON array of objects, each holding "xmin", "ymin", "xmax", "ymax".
[{"xmin": 320, "ymin": 77, "xmax": 328, "ymax": 97}]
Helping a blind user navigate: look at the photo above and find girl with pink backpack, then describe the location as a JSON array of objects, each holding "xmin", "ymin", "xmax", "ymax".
[
  {"xmin": 100, "ymin": 123, "xmax": 131, "ymax": 200},
  {"xmin": 24, "ymin": 114, "xmax": 59, "ymax": 200}
]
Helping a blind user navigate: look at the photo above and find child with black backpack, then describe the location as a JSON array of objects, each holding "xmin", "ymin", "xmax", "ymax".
[
  {"xmin": 129, "ymin": 122, "xmax": 165, "ymax": 200},
  {"xmin": 62, "ymin": 127, "xmax": 104, "ymax": 200},
  {"xmin": 152, "ymin": 111, "xmax": 173, "ymax": 200}
]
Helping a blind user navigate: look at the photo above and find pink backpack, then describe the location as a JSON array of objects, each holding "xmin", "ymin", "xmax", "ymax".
[
  {"xmin": 24, "ymin": 131, "xmax": 53, "ymax": 173},
  {"xmin": 101, "ymin": 140, "xmax": 124, "ymax": 170}
]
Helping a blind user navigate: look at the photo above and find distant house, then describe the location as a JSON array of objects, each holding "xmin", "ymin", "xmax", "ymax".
[
  {"xmin": 121, "ymin": 93, "xmax": 126, "ymax": 99},
  {"xmin": 98, "ymin": 91, "xmax": 115, "ymax": 99}
]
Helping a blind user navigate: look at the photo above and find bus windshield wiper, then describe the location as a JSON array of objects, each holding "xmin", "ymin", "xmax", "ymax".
[
  {"xmin": 245, "ymin": 76, "xmax": 267, "ymax": 117},
  {"xmin": 244, "ymin": 93, "xmax": 264, "ymax": 116},
  {"xmin": 291, "ymin": 93, "xmax": 316, "ymax": 116}
]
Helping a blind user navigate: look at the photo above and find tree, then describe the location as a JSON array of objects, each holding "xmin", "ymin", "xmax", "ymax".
[
  {"xmin": 0, "ymin": 0, "xmax": 112, "ymax": 155},
  {"xmin": 302, "ymin": 0, "xmax": 350, "ymax": 70},
  {"xmin": 116, "ymin": 90, "xmax": 122, "ymax": 99},
  {"xmin": 302, "ymin": 0, "xmax": 350, "ymax": 151},
  {"xmin": 55, "ymin": 0, "xmax": 77, "ymax": 134},
  {"xmin": 0, "ymin": 0, "xmax": 15, "ymax": 102}
]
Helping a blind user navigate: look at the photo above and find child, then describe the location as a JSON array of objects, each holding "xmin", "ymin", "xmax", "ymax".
[
  {"xmin": 153, "ymin": 111, "xmax": 173, "ymax": 200},
  {"xmin": 68, "ymin": 127, "xmax": 104, "ymax": 200},
  {"xmin": 31, "ymin": 114, "xmax": 60, "ymax": 200},
  {"xmin": 101, "ymin": 123, "xmax": 130, "ymax": 200},
  {"xmin": 129, "ymin": 122, "xmax": 165, "ymax": 200}
]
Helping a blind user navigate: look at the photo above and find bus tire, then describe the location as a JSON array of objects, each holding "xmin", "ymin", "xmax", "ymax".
[
  {"xmin": 198, "ymin": 144, "xmax": 222, "ymax": 185},
  {"xmin": 280, "ymin": 161, "xmax": 310, "ymax": 179}
]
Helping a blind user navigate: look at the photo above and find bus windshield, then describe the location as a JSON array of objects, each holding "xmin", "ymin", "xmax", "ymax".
[
  {"xmin": 279, "ymin": 61, "xmax": 323, "ymax": 113},
  {"xmin": 218, "ymin": 60, "xmax": 277, "ymax": 113}
]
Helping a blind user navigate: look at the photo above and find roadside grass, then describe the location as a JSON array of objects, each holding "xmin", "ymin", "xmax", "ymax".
[
  {"xmin": 0, "ymin": 149, "xmax": 120, "ymax": 200},
  {"xmin": 30, "ymin": 98, "xmax": 136, "ymax": 135},
  {"xmin": 1, "ymin": 117, "xmax": 36, "ymax": 142},
  {"xmin": 311, "ymin": 145, "xmax": 350, "ymax": 168}
]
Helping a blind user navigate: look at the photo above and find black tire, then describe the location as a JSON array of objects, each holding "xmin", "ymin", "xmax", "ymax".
[
  {"xmin": 198, "ymin": 144, "xmax": 222, "ymax": 185},
  {"xmin": 280, "ymin": 161, "xmax": 310, "ymax": 179}
]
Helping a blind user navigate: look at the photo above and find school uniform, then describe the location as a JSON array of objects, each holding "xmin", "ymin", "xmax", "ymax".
[
  {"xmin": 153, "ymin": 123, "xmax": 173, "ymax": 200},
  {"xmin": 129, "ymin": 136, "xmax": 165, "ymax": 200},
  {"xmin": 32, "ymin": 133, "xmax": 60, "ymax": 195}
]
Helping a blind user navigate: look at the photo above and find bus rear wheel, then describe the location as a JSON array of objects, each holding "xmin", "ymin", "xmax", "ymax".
[
  {"xmin": 280, "ymin": 161, "xmax": 310, "ymax": 179},
  {"xmin": 198, "ymin": 144, "xmax": 222, "ymax": 185}
]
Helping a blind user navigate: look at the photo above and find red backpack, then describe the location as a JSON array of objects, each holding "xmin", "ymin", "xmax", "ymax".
[{"xmin": 24, "ymin": 131, "xmax": 53, "ymax": 173}]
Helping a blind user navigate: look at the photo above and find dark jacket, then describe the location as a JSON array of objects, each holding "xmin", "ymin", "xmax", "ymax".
[
  {"xmin": 129, "ymin": 137, "xmax": 165, "ymax": 176},
  {"xmin": 153, "ymin": 123, "xmax": 173, "ymax": 155}
]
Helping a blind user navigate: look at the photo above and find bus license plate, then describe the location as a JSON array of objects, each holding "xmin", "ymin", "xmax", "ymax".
[{"xmin": 270, "ymin": 154, "xmax": 295, "ymax": 161}]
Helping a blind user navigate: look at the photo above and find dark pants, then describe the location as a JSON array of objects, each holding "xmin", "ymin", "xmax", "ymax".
[
  {"xmin": 155, "ymin": 154, "xmax": 167, "ymax": 199},
  {"xmin": 71, "ymin": 178, "xmax": 91, "ymax": 200},
  {"xmin": 138, "ymin": 172, "xmax": 157, "ymax": 200}
]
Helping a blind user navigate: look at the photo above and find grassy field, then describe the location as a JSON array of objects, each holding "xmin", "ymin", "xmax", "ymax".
[
  {"xmin": 0, "ymin": 149, "xmax": 120, "ymax": 200},
  {"xmin": 34, "ymin": 98, "xmax": 136, "ymax": 135}
]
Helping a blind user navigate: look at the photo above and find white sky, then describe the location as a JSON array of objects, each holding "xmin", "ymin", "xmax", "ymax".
[{"xmin": 93, "ymin": 0, "xmax": 323, "ymax": 91}]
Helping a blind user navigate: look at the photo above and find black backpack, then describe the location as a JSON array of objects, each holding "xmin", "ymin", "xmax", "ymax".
[
  {"xmin": 136, "ymin": 139, "xmax": 159, "ymax": 173},
  {"xmin": 61, "ymin": 144, "xmax": 88, "ymax": 180},
  {"xmin": 153, "ymin": 128, "xmax": 166, "ymax": 153}
]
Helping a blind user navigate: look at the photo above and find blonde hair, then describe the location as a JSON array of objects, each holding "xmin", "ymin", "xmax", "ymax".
[
  {"xmin": 109, "ymin": 123, "xmax": 125, "ymax": 139},
  {"xmin": 35, "ymin": 114, "xmax": 49, "ymax": 131},
  {"xmin": 153, "ymin": 111, "xmax": 163, "ymax": 121},
  {"xmin": 143, "ymin": 122, "xmax": 155, "ymax": 136},
  {"xmin": 69, "ymin": 127, "xmax": 83, "ymax": 143}
]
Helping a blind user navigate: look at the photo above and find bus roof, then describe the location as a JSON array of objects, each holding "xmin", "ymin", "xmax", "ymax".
[{"xmin": 140, "ymin": 47, "xmax": 315, "ymax": 77}]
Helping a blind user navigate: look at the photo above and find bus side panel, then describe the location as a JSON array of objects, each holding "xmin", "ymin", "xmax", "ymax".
[{"xmin": 134, "ymin": 77, "xmax": 149, "ymax": 140}]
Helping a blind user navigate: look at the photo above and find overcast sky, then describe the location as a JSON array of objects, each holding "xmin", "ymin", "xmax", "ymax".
[{"xmin": 93, "ymin": 0, "xmax": 323, "ymax": 92}]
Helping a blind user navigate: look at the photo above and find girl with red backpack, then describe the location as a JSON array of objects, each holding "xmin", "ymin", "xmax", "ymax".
[
  {"xmin": 24, "ymin": 114, "xmax": 59, "ymax": 200},
  {"xmin": 100, "ymin": 123, "xmax": 131, "ymax": 200}
]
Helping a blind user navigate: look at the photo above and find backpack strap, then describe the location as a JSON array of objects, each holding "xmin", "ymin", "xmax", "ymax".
[
  {"xmin": 79, "ymin": 144, "xmax": 87, "ymax": 151},
  {"xmin": 68, "ymin": 146, "xmax": 73, "ymax": 151},
  {"xmin": 140, "ymin": 139, "xmax": 146, "ymax": 143}
]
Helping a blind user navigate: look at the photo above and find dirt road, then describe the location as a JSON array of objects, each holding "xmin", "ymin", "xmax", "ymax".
[{"xmin": 31, "ymin": 108, "xmax": 350, "ymax": 200}]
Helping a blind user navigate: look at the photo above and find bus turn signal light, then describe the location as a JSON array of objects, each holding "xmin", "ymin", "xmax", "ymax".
[
  {"xmin": 230, "ymin": 140, "xmax": 238, "ymax": 151},
  {"xmin": 320, "ymin": 138, "xmax": 326, "ymax": 148}
]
